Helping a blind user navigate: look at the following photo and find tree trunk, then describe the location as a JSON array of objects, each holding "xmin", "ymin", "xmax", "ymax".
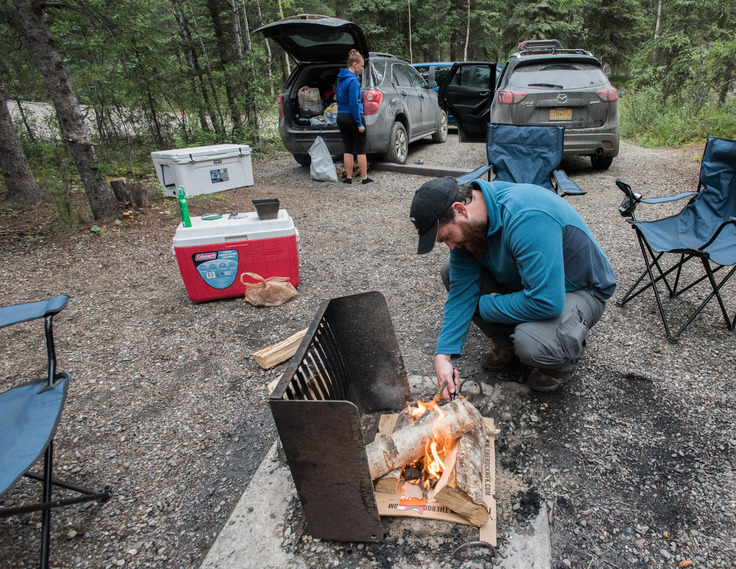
[
  {"xmin": 463, "ymin": 0, "xmax": 470, "ymax": 62},
  {"xmin": 12, "ymin": 0, "xmax": 118, "ymax": 220},
  {"xmin": 365, "ymin": 396, "xmax": 483, "ymax": 480},
  {"xmin": 171, "ymin": 0, "xmax": 212, "ymax": 132},
  {"xmin": 187, "ymin": 1, "xmax": 226, "ymax": 136},
  {"xmin": 230, "ymin": 0, "xmax": 244, "ymax": 60},
  {"xmin": 0, "ymin": 85, "xmax": 46, "ymax": 204},
  {"xmin": 144, "ymin": 83, "xmax": 165, "ymax": 147},
  {"xmin": 15, "ymin": 100, "xmax": 36, "ymax": 143},
  {"xmin": 276, "ymin": 0, "xmax": 290, "ymax": 76},
  {"xmin": 240, "ymin": 0, "xmax": 251, "ymax": 51},
  {"xmin": 207, "ymin": 0, "xmax": 241, "ymax": 133},
  {"xmin": 407, "ymin": 0, "xmax": 412, "ymax": 63},
  {"xmin": 653, "ymin": 0, "xmax": 663, "ymax": 65},
  {"xmin": 255, "ymin": 0, "xmax": 274, "ymax": 96}
]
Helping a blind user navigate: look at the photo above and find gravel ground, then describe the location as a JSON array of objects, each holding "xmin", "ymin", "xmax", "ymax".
[{"xmin": 1, "ymin": 134, "xmax": 734, "ymax": 569}]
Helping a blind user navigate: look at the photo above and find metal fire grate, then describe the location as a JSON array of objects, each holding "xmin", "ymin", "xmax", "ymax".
[{"xmin": 269, "ymin": 291, "xmax": 412, "ymax": 542}]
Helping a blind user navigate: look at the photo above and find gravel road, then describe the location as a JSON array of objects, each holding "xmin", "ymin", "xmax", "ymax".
[{"xmin": 1, "ymin": 134, "xmax": 734, "ymax": 569}]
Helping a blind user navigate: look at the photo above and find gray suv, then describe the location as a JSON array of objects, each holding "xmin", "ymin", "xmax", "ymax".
[
  {"xmin": 439, "ymin": 40, "xmax": 619, "ymax": 169},
  {"xmin": 257, "ymin": 15, "xmax": 447, "ymax": 166}
]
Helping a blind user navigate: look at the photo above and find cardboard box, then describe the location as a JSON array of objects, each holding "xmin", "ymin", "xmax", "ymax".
[
  {"xmin": 373, "ymin": 415, "xmax": 497, "ymax": 546},
  {"xmin": 152, "ymin": 144, "xmax": 253, "ymax": 197}
]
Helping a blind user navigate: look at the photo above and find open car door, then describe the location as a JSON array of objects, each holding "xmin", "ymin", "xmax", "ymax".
[{"xmin": 438, "ymin": 62, "xmax": 496, "ymax": 142}]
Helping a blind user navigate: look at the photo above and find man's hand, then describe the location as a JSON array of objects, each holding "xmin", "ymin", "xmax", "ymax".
[{"xmin": 435, "ymin": 354, "xmax": 459, "ymax": 400}]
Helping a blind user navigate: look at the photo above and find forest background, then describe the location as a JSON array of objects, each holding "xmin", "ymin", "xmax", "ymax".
[{"xmin": 1, "ymin": 0, "xmax": 735, "ymax": 228}]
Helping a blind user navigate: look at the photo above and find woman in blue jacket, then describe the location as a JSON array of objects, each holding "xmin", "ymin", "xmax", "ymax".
[{"xmin": 336, "ymin": 49, "xmax": 373, "ymax": 184}]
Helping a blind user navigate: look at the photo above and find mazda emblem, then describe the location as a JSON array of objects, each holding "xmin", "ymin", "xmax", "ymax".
[{"xmin": 557, "ymin": 93, "xmax": 568, "ymax": 104}]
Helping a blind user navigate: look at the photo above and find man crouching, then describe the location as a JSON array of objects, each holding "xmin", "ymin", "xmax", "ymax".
[{"xmin": 410, "ymin": 177, "xmax": 616, "ymax": 396}]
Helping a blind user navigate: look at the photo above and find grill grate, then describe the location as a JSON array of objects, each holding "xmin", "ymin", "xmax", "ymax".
[{"xmin": 282, "ymin": 317, "xmax": 349, "ymax": 401}]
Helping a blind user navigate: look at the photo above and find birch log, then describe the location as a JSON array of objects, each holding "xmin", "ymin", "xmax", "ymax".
[
  {"xmin": 365, "ymin": 396, "xmax": 483, "ymax": 480},
  {"xmin": 431, "ymin": 424, "xmax": 489, "ymax": 526}
]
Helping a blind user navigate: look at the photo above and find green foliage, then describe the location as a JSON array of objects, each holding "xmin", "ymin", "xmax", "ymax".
[
  {"xmin": 620, "ymin": 88, "xmax": 736, "ymax": 146},
  {"xmin": 3, "ymin": 0, "xmax": 736, "ymax": 209},
  {"xmin": 30, "ymin": 143, "xmax": 86, "ymax": 233}
]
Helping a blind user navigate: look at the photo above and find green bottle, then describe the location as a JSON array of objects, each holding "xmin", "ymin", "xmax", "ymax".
[{"xmin": 177, "ymin": 186, "xmax": 192, "ymax": 227}]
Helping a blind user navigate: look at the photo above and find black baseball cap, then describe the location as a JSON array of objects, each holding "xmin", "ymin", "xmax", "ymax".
[{"xmin": 410, "ymin": 178, "xmax": 459, "ymax": 254}]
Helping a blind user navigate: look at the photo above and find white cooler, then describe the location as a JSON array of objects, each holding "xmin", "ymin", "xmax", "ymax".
[{"xmin": 151, "ymin": 144, "xmax": 254, "ymax": 197}]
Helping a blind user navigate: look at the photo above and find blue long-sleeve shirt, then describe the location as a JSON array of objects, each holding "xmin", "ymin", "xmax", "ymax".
[
  {"xmin": 436, "ymin": 180, "xmax": 616, "ymax": 357},
  {"xmin": 336, "ymin": 68, "xmax": 363, "ymax": 126}
]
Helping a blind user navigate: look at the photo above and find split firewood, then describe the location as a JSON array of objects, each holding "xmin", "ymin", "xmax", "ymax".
[
  {"xmin": 365, "ymin": 395, "xmax": 484, "ymax": 480},
  {"xmin": 430, "ymin": 424, "xmax": 488, "ymax": 526},
  {"xmin": 253, "ymin": 328, "xmax": 307, "ymax": 369},
  {"xmin": 266, "ymin": 375, "xmax": 282, "ymax": 394},
  {"xmin": 374, "ymin": 410, "xmax": 412, "ymax": 494}
]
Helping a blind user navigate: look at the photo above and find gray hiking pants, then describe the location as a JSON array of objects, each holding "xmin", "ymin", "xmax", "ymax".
[{"xmin": 441, "ymin": 260, "xmax": 606, "ymax": 377}]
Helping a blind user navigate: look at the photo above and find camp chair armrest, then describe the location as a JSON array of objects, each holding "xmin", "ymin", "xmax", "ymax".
[
  {"xmin": 638, "ymin": 191, "xmax": 699, "ymax": 204},
  {"xmin": 456, "ymin": 164, "xmax": 492, "ymax": 185},
  {"xmin": 699, "ymin": 217, "xmax": 736, "ymax": 251},
  {"xmin": 617, "ymin": 179, "xmax": 697, "ymax": 204},
  {"xmin": 616, "ymin": 179, "xmax": 698, "ymax": 218},
  {"xmin": 0, "ymin": 296, "xmax": 69, "ymax": 330},
  {"xmin": 553, "ymin": 170, "xmax": 586, "ymax": 196}
]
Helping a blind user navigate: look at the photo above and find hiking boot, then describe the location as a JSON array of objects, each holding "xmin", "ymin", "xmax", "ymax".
[
  {"xmin": 480, "ymin": 345, "xmax": 515, "ymax": 371},
  {"xmin": 526, "ymin": 368, "xmax": 565, "ymax": 392}
]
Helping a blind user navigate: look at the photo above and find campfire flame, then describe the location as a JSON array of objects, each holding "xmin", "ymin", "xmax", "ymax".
[{"xmin": 402, "ymin": 393, "xmax": 451, "ymax": 491}]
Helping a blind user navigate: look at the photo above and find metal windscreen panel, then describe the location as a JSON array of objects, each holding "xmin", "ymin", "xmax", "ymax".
[{"xmin": 269, "ymin": 291, "xmax": 412, "ymax": 542}]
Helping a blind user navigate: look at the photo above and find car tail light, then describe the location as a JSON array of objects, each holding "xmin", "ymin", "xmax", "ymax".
[
  {"xmin": 596, "ymin": 88, "xmax": 618, "ymax": 102},
  {"xmin": 277, "ymin": 94, "xmax": 284, "ymax": 117},
  {"xmin": 364, "ymin": 90, "xmax": 383, "ymax": 115},
  {"xmin": 496, "ymin": 90, "xmax": 527, "ymax": 104}
]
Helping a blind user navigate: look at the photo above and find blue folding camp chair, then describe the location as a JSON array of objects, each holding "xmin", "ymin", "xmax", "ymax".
[
  {"xmin": 0, "ymin": 296, "xmax": 112, "ymax": 569},
  {"xmin": 616, "ymin": 136, "xmax": 736, "ymax": 342},
  {"xmin": 456, "ymin": 123, "xmax": 586, "ymax": 195}
]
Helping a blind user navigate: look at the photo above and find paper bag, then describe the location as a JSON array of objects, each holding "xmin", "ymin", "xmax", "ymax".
[{"xmin": 240, "ymin": 273, "xmax": 297, "ymax": 307}]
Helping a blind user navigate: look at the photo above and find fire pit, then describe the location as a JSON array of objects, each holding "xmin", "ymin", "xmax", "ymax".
[{"xmin": 269, "ymin": 291, "xmax": 495, "ymax": 543}]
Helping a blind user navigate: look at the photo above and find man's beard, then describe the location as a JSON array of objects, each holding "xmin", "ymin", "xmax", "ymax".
[{"xmin": 457, "ymin": 218, "xmax": 489, "ymax": 255}]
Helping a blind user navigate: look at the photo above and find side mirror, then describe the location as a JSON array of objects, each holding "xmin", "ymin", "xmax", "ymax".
[{"xmin": 427, "ymin": 80, "xmax": 438, "ymax": 89}]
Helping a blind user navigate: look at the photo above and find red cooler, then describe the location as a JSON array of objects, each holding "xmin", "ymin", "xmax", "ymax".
[{"xmin": 173, "ymin": 210, "xmax": 299, "ymax": 302}]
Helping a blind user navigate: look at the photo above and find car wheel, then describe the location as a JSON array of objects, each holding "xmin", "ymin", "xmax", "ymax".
[
  {"xmin": 590, "ymin": 154, "xmax": 613, "ymax": 170},
  {"xmin": 293, "ymin": 153, "xmax": 311, "ymax": 167},
  {"xmin": 432, "ymin": 111, "xmax": 448, "ymax": 143},
  {"xmin": 384, "ymin": 122, "xmax": 408, "ymax": 164}
]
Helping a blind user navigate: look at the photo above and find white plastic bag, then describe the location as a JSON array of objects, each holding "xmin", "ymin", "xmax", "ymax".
[{"xmin": 308, "ymin": 136, "xmax": 338, "ymax": 182}]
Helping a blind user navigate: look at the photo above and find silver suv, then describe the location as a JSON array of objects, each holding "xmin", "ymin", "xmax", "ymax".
[
  {"xmin": 257, "ymin": 15, "xmax": 447, "ymax": 166},
  {"xmin": 439, "ymin": 40, "xmax": 619, "ymax": 169}
]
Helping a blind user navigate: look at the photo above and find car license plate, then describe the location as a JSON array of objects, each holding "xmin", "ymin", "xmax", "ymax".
[{"xmin": 550, "ymin": 108, "xmax": 572, "ymax": 120}]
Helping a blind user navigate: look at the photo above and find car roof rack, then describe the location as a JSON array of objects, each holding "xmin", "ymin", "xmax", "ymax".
[
  {"xmin": 514, "ymin": 39, "xmax": 593, "ymax": 57},
  {"xmin": 369, "ymin": 51, "xmax": 398, "ymax": 59},
  {"xmin": 280, "ymin": 13, "xmax": 330, "ymax": 22},
  {"xmin": 517, "ymin": 39, "xmax": 560, "ymax": 51}
]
